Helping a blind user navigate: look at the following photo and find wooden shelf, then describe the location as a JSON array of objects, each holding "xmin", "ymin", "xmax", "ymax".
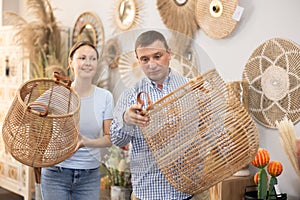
[{"xmin": 209, "ymin": 175, "xmax": 255, "ymax": 200}]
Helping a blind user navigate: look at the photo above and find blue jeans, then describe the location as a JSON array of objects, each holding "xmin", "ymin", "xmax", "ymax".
[{"xmin": 41, "ymin": 166, "xmax": 100, "ymax": 200}]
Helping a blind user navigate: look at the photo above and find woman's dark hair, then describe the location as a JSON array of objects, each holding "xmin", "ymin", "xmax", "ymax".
[
  {"xmin": 68, "ymin": 40, "xmax": 99, "ymax": 61},
  {"xmin": 135, "ymin": 30, "xmax": 169, "ymax": 51}
]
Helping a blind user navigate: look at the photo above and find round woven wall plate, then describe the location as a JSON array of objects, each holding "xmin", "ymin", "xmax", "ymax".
[
  {"xmin": 243, "ymin": 38, "xmax": 300, "ymax": 128},
  {"xmin": 195, "ymin": 0, "xmax": 238, "ymax": 39},
  {"xmin": 157, "ymin": 0, "xmax": 199, "ymax": 38}
]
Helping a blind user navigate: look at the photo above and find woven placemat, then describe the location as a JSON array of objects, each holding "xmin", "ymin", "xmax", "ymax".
[
  {"xmin": 242, "ymin": 38, "xmax": 300, "ymax": 128},
  {"xmin": 195, "ymin": 0, "xmax": 238, "ymax": 39}
]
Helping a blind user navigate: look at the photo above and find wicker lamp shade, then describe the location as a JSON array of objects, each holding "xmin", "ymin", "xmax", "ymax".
[
  {"xmin": 243, "ymin": 38, "xmax": 300, "ymax": 128},
  {"xmin": 195, "ymin": 0, "xmax": 238, "ymax": 39},
  {"xmin": 227, "ymin": 81, "xmax": 249, "ymax": 112},
  {"xmin": 139, "ymin": 69, "xmax": 259, "ymax": 194},
  {"xmin": 2, "ymin": 74, "xmax": 80, "ymax": 167}
]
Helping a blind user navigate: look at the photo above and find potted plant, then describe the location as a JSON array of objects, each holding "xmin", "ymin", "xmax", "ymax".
[
  {"xmin": 101, "ymin": 144, "xmax": 132, "ymax": 200},
  {"xmin": 244, "ymin": 148, "xmax": 287, "ymax": 200}
]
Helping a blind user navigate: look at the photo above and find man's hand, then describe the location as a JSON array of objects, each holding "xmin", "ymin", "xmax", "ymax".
[{"xmin": 123, "ymin": 104, "xmax": 149, "ymax": 126}]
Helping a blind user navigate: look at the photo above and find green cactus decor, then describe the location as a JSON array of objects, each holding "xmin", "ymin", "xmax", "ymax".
[{"xmin": 252, "ymin": 148, "xmax": 283, "ymax": 200}]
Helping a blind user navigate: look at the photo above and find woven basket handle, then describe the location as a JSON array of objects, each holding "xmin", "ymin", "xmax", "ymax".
[
  {"xmin": 27, "ymin": 102, "xmax": 49, "ymax": 117},
  {"xmin": 137, "ymin": 91, "xmax": 153, "ymax": 116},
  {"xmin": 53, "ymin": 71, "xmax": 72, "ymax": 88}
]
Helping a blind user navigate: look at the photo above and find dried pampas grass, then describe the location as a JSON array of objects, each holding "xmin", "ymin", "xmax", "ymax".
[
  {"xmin": 276, "ymin": 117, "xmax": 300, "ymax": 178},
  {"xmin": 3, "ymin": 11, "xmax": 27, "ymax": 26},
  {"xmin": 4, "ymin": 0, "xmax": 66, "ymax": 78}
]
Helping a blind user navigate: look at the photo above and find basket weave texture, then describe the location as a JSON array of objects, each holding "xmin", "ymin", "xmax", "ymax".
[
  {"xmin": 195, "ymin": 0, "xmax": 238, "ymax": 39},
  {"xmin": 2, "ymin": 75, "xmax": 80, "ymax": 167},
  {"xmin": 226, "ymin": 80, "xmax": 249, "ymax": 112},
  {"xmin": 242, "ymin": 38, "xmax": 300, "ymax": 128},
  {"xmin": 139, "ymin": 69, "xmax": 259, "ymax": 194}
]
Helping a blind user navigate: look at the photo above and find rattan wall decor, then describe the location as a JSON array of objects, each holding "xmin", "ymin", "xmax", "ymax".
[
  {"xmin": 2, "ymin": 73, "xmax": 80, "ymax": 167},
  {"xmin": 138, "ymin": 69, "xmax": 259, "ymax": 194},
  {"xmin": 110, "ymin": 0, "xmax": 143, "ymax": 33},
  {"xmin": 104, "ymin": 38, "xmax": 121, "ymax": 69},
  {"xmin": 242, "ymin": 38, "xmax": 300, "ymax": 128},
  {"xmin": 72, "ymin": 12, "xmax": 105, "ymax": 57},
  {"xmin": 195, "ymin": 0, "xmax": 239, "ymax": 39},
  {"xmin": 157, "ymin": 0, "xmax": 199, "ymax": 38}
]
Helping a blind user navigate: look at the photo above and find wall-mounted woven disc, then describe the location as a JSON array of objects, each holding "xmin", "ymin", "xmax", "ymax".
[
  {"xmin": 242, "ymin": 38, "xmax": 300, "ymax": 128},
  {"xmin": 156, "ymin": 0, "xmax": 199, "ymax": 38},
  {"xmin": 195, "ymin": 0, "xmax": 238, "ymax": 39}
]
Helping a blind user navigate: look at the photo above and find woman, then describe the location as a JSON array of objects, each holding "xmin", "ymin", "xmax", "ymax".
[{"xmin": 41, "ymin": 41, "xmax": 114, "ymax": 200}]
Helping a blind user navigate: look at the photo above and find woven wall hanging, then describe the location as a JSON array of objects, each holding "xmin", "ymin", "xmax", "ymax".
[
  {"xmin": 195, "ymin": 0, "xmax": 238, "ymax": 39},
  {"xmin": 243, "ymin": 38, "xmax": 300, "ymax": 128},
  {"xmin": 110, "ymin": 0, "xmax": 143, "ymax": 33},
  {"xmin": 2, "ymin": 73, "xmax": 80, "ymax": 167},
  {"xmin": 157, "ymin": 0, "xmax": 199, "ymax": 38},
  {"xmin": 138, "ymin": 69, "xmax": 259, "ymax": 194},
  {"xmin": 103, "ymin": 38, "xmax": 121, "ymax": 69}
]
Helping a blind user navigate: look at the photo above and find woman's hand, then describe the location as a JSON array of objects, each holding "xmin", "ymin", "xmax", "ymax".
[
  {"xmin": 74, "ymin": 134, "xmax": 88, "ymax": 152},
  {"xmin": 123, "ymin": 104, "xmax": 149, "ymax": 126}
]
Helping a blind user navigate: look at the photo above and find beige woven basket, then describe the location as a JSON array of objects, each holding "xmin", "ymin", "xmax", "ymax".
[
  {"xmin": 2, "ymin": 73, "xmax": 80, "ymax": 167},
  {"xmin": 138, "ymin": 69, "xmax": 259, "ymax": 194}
]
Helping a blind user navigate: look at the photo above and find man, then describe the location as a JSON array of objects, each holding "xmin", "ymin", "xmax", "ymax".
[{"xmin": 110, "ymin": 30, "xmax": 193, "ymax": 199}]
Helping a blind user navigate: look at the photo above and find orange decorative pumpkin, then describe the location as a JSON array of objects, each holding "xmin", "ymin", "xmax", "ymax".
[
  {"xmin": 253, "ymin": 171, "xmax": 268, "ymax": 184},
  {"xmin": 251, "ymin": 148, "xmax": 270, "ymax": 168},
  {"xmin": 267, "ymin": 161, "xmax": 283, "ymax": 177},
  {"xmin": 254, "ymin": 172, "xmax": 259, "ymax": 184}
]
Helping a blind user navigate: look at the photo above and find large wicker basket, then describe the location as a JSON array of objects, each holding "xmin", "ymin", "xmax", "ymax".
[
  {"xmin": 2, "ymin": 73, "xmax": 80, "ymax": 167},
  {"xmin": 138, "ymin": 69, "xmax": 259, "ymax": 194}
]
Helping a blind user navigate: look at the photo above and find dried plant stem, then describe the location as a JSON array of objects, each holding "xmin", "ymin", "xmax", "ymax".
[{"xmin": 276, "ymin": 117, "xmax": 300, "ymax": 178}]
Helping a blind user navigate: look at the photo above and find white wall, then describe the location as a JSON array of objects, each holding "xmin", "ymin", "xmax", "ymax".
[{"xmin": 22, "ymin": 0, "xmax": 300, "ymax": 198}]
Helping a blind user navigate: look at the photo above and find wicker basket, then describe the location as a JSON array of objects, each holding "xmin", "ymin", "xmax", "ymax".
[
  {"xmin": 2, "ymin": 73, "xmax": 80, "ymax": 167},
  {"xmin": 138, "ymin": 69, "xmax": 259, "ymax": 194},
  {"xmin": 226, "ymin": 81, "xmax": 249, "ymax": 112}
]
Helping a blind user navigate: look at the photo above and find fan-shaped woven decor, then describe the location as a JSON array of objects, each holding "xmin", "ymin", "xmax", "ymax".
[
  {"xmin": 195, "ymin": 0, "xmax": 238, "ymax": 39},
  {"xmin": 118, "ymin": 51, "xmax": 200, "ymax": 88},
  {"xmin": 138, "ymin": 69, "xmax": 259, "ymax": 194},
  {"xmin": 118, "ymin": 51, "xmax": 144, "ymax": 88},
  {"xmin": 243, "ymin": 38, "xmax": 300, "ymax": 128},
  {"xmin": 157, "ymin": 0, "xmax": 199, "ymax": 38},
  {"xmin": 2, "ymin": 73, "xmax": 80, "ymax": 167},
  {"xmin": 111, "ymin": 0, "xmax": 143, "ymax": 33}
]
